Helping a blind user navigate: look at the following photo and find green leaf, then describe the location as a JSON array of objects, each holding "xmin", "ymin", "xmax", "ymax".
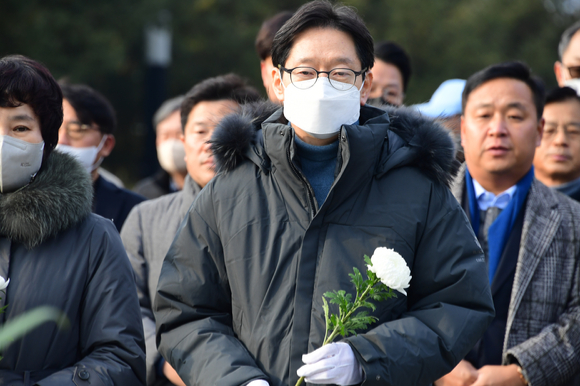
[
  {"xmin": 328, "ymin": 292, "xmax": 341, "ymax": 306},
  {"xmin": 362, "ymin": 300, "xmax": 377, "ymax": 312},
  {"xmin": 331, "ymin": 314, "xmax": 338, "ymax": 328},
  {"xmin": 0, "ymin": 306, "xmax": 69, "ymax": 351},
  {"xmin": 324, "ymin": 291, "xmax": 337, "ymax": 301},
  {"xmin": 364, "ymin": 254, "xmax": 372, "ymax": 267},
  {"xmin": 350, "ymin": 267, "xmax": 363, "ymax": 292}
]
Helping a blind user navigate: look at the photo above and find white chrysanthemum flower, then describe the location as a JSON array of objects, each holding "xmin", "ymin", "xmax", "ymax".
[
  {"xmin": 368, "ymin": 247, "xmax": 411, "ymax": 295},
  {"xmin": 0, "ymin": 276, "xmax": 9, "ymax": 291}
]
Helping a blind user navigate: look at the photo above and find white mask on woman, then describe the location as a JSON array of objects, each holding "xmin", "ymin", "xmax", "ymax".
[
  {"xmin": 282, "ymin": 75, "xmax": 364, "ymax": 139},
  {"xmin": 55, "ymin": 134, "xmax": 108, "ymax": 174},
  {"xmin": 0, "ymin": 135, "xmax": 44, "ymax": 193}
]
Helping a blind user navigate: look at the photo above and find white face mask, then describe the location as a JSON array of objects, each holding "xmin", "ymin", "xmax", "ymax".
[
  {"xmin": 282, "ymin": 74, "xmax": 364, "ymax": 139},
  {"xmin": 0, "ymin": 135, "xmax": 44, "ymax": 193},
  {"xmin": 564, "ymin": 78, "xmax": 580, "ymax": 95},
  {"xmin": 55, "ymin": 135, "xmax": 108, "ymax": 174},
  {"xmin": 157, "ymin": 138, "xmax": 187, "ymax": 174}
]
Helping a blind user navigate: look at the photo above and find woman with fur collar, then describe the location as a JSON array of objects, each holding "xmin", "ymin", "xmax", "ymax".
[{"xmin": 0, "ymin": 55, "xmax": 145, "ymax": 385}]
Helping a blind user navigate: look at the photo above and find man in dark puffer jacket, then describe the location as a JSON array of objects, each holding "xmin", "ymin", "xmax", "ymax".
[{"xmin": 155, "ymin": 2, "xmax": 494, "ymax": 386}]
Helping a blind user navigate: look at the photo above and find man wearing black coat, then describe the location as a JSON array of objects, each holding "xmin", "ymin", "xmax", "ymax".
[
  {"xmin": 155, "ymin": 2, "xmax": 494, "ymax": 385},
  {"xmin": 56, "ymin": 84, "xmax": 146, "ymax": 231}
]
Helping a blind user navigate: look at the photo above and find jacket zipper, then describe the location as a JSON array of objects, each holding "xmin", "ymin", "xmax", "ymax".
[{"xmin": 286, "ymin": 146, "xmax": 317, "ymax": 219}]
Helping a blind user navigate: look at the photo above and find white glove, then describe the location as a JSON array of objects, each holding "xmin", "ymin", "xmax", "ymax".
[
  {"xmin": 247, "ymin": 380, "xmax": 270, "ymax": 386},
  {"xmin": 296, "ymin": 342, "xmax": 363, "ymax": 385}
]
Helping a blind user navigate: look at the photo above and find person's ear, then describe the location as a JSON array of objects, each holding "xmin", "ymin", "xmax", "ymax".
[
  {"xmin": 555, "ymin": 61, "xmax": 565, "ymax": 86},
  {"xmin": 536, "ymin": 117, "xmax": 545, "ymax": 147},
  {"xmin": 272, "ymin": 67, "xmax": 285, "ymax": 103},
  {"xmin": 98, "ymin": 134, "xmax": 115, "ymax": 158},
  {"xmin": 460, "ymin": 116, "xmax": 467, "ymax": 148},
  {"xmin": 360, "ymin": 71, "xmax": 373, "ymax": 106}
]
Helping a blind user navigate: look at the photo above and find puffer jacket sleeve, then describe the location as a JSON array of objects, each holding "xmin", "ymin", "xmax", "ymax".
[
  {"xmin": 36, "ymin": 218, "xmax": 146, "ymax": 386},
  {"xmin": 154, "ymin": 185, "xmax": 268, "ymax": 386},
  {"xmin": 121, "ymin": 205, "xmax": 161, "ymax": 386},
  {"xmin": 346, "ymin": 181, "xmax": 495, "ymax": 385}
]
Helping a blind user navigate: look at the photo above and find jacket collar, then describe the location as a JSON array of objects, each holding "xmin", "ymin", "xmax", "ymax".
[
  {"xmin": 211, "ymin": 102, "xmax": 458, "ymax": 189},
  {"xmin": 183, "ymin": 174, "xmax": 201, "ymax": 197},
  {"xmin": 181, "ymin": 175, "xmax": 202, "ymax": 213},
  {"xmin": 256, "ymin": 108, "xmax": 393, "ymax": 215},
  {"xmin": 0, "ymin": 151, "xmax": 93, "ymax": 248}
]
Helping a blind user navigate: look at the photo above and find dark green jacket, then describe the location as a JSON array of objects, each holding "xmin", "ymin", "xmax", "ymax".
[{"xmin": 155, "ymin": 104, "xmax": 494, "ymax": 386}]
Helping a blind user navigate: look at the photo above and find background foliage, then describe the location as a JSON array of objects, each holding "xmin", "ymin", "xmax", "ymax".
[{"xmin": 1, "ymin": 0, "xmax": 578, "ymax": 185}]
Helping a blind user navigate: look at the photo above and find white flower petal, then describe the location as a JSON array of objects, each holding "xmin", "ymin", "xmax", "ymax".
[
  {"xmin": 370, "ymin": 247, "xmax": 411, "ymax": 296},
  {"xmin": 0, "ymin": 276, "xmax": 9, "ymax": 291}
]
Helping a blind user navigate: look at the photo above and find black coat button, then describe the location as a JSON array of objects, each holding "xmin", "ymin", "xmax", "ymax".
[{"xmin": 78, "ymin": 370, "xmax": 90, "ymax": 381}]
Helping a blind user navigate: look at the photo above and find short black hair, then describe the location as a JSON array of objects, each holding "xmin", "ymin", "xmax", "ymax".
[
  {"xmin": 545, "ymin": 86, "xmax": 580, "ymax": 106},
  {"xmin": 462, "ymin": 61, "xmax": 545, "ymax": 120},
  {"xmin": 255, "ymin": 11, "xmax": 294, "ymax": 61},
  {"xmin": 181, "ymin": 73, "xmax": 261, "ymax": 129},
  {"xmin": 0, "ymin": 55, "xmax": 63, "ymax": 160},
  {"xmin": 271, "ymin": 0, "xmax": 374, "ymax": 72},
  {"xmin": 374, "ymin": 41, "xmax": 412, "ymax": 92},
  {"xmin": 559, "ymin": 20, "xmax": 580, "ymax": 61},
  {"xmin": 59, "ymin": 83, "xmax": 117, "ymax": 134}
]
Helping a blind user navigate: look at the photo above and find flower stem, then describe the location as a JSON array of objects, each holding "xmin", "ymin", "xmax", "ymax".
[{"xmin": 294, "ymin": 279, "xmax": 379, "ymax": 386}]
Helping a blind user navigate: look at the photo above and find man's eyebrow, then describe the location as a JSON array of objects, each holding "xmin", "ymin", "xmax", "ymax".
[
  {"xmin": 331, "ymin": 57, "xmax": 357, "ymax": 66},
  {"xmin": 292, "ymin": 56, "xmax": 358, "ymax": 68},
  {"xmin": 472, "ymin": 102, "xmax": 493, "ymax": 109},
  {"xmin": 472, "ymin": 102, "xmax": 528, "ymax": 110},
  {"xmin": 505, "ymin": 102, "xmax": 527, "ymax": 110}
]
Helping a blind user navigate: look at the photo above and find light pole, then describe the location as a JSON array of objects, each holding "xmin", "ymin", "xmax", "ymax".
[{"xmin": 142, "ymin": 10, "xmax": 172, "ymax": 179}]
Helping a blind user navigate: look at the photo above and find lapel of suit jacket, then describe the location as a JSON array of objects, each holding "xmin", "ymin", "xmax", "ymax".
[{"xmin": 504, "ymin": 179, "xmax": 562, "ymax": 351}]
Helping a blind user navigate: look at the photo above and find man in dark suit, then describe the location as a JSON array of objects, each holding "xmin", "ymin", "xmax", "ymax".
[
  {"xmin": 436, "ymin": 62, "xmax": 580, "ymax": 386},
  {"xmin": 57, "ymin": 84, "xmax": 145, "ymax": 231},
  {"xmin": 533, "ymin": 87, "xmax": 580, "ymax": 201}
]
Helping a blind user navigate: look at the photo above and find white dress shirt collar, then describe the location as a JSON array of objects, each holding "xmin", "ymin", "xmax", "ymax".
[{"xmin": 472, "ymin": 179, "xmax": 517, "ymax": 211}]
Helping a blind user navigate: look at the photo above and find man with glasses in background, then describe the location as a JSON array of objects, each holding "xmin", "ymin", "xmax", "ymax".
[
  {"xmin": 155, "ymin": 1, "xmax": 494, "ymax": 386},
  {"xmin": 534, "ymin": 86, "xmax": 580, "ymax": 201},
  {"xmin": 555, "ymin": 20, "xmax": 580, "ymax": 89},
  {"xmin": 57, "ymin": 83, "xmax": 145, "ymax": 231}
]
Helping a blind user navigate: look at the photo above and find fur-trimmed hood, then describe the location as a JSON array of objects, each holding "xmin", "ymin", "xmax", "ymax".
[
  {"xmin": 210, "ymin": 101, "xmax": 458, "ymax": 187},
  {"xmin": 0, "ymin": 151, "xmax": 93, "ymax": 248}
]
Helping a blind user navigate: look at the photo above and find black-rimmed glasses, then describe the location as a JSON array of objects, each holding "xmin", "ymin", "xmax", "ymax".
[{"xmin": 278, "ymin": 65, "xmax": 366, "ymax": 91}]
